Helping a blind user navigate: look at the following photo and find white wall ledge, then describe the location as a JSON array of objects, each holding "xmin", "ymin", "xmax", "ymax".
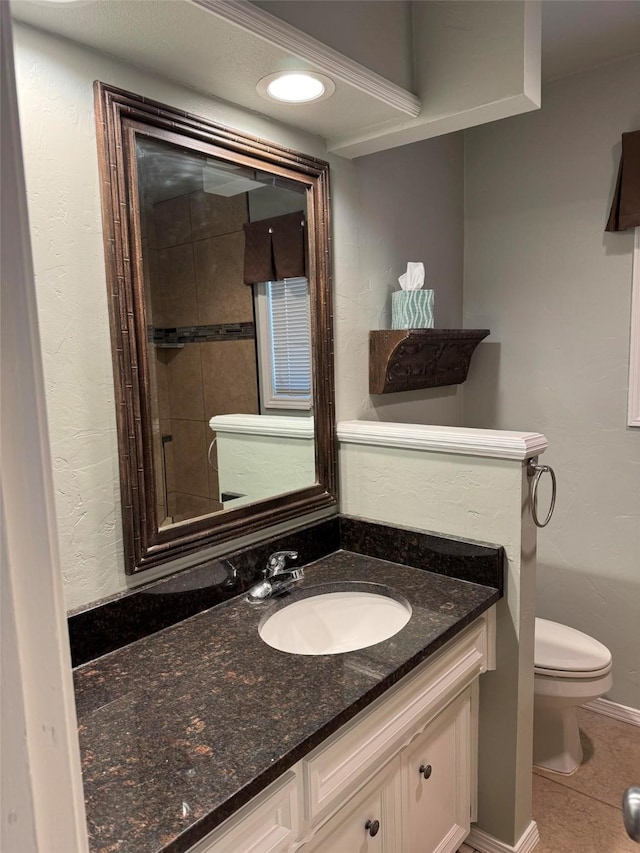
[
  {"xmin": 209, "ymin": 414, "xmax": 314, "ymax": 439},
  {"xmin": 337, "ymin": 421, "xmax": 547, "ymax": 461}
]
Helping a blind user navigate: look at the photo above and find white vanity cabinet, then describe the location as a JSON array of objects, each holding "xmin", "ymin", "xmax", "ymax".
[
  {"xmin": 303, "ymin": 688, "xmax": 472, "ymax": 853},
  {"xmin": 302, "ymin": 757, "xmax": 402, "ymax": 853},
  {"xmin": 400, "ymin": 689, "xmax": 472, "ymax": 853},
  {"xmin": 188, "ymin": 609, "xmax": 495, "ymax": 853}
]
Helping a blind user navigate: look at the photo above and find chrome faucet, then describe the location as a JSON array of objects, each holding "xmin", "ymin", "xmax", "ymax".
[{"xmin": 246, "ymin": 550, "xmax": 303, "ymax": 602}]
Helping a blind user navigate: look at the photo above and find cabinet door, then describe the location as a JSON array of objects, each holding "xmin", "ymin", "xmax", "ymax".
[
  {"xmin": 402, "ymin": 689, "xmax": 471, "ymax": 853},
  {"xmin": 303, "ymin": 757, "xmax": 402, "ymax": 853},
  {"xmin": 188, "ymin": 772, "xmax": 299, "ymax": 853}
]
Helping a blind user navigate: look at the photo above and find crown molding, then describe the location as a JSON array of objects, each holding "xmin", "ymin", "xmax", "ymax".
[
  {"xmin": 337, "ymin": 421, "xmax": 548, "ymax": 462},
  {"xmin": 192, "ymin": 0, "xmax": 421, "ymax": 118}
]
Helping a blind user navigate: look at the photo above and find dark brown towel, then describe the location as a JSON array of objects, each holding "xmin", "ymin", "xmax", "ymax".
[
  {"xmin": 243, "ymin": 218, "xmax": 276, "ymax": 284},
  {"xmin": 243, "ymin": 211, "xmax": 306, "ymax": 283},
  {"xmin": 606, "ymin": 130, "xmax": 640, "ymax": 232}
]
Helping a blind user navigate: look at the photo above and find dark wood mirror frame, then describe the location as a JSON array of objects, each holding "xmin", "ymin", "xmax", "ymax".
[{"xmin": 94, "ymin": 82, "xmax": 337, "ymax": 575}]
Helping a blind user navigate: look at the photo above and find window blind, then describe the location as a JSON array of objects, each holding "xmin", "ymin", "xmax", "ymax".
[{"xmin": 267, "ymin": 277, "xmax": 311, "ymax": 399}]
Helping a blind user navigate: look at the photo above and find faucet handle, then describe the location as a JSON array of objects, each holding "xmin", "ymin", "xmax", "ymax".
[{"xmin": 266, "ymin": 550, "xmax": 299, "ymax": 575}]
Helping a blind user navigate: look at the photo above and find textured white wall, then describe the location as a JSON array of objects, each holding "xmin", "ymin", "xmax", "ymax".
[
  {"xmin": 14, "ymin": 23, "xmax": 465, "ymax": 610},
  {"xmin": 464, "ymin": 55, "xmax": 640, "ymax": 708},
  {"xmin": 339, "ymin": 438, "xmax": 537, "ymax": 846}
]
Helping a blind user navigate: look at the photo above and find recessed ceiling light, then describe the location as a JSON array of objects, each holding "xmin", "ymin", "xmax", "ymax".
[{"xmin": 257, "ymin": 72, "xmax": 335, "ymax": 105}]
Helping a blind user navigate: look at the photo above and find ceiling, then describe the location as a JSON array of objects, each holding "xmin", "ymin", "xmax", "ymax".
[
  {"xmin": 10, "ymin": 0, "xmax": 640, "ymax": 157},
  {"xmin": 10, "ymin": 0, "xmax": 417, "ymax": 142},
  {"xmin": 252, "ymin": 0, "xmax": 640, "ymax": 86},
  {"xmin": 541, "ymin": 0, "xmax": 640, "ymax": 82}
]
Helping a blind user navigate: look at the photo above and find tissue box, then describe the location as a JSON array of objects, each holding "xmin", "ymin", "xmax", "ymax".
[{"xmin": 391, "ymin": 290, "xmax": 434, "ymax": 329}]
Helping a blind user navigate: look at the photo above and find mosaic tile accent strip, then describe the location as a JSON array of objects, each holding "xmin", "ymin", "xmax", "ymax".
[{"xmin": 149, "ymin": 322, "xmax": 255, "ymax": 345}]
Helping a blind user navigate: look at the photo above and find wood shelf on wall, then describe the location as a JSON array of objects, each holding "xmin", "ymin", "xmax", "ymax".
[{"xmin": 369, "ymin": 329, "xmax": 490, "ymax": 395}]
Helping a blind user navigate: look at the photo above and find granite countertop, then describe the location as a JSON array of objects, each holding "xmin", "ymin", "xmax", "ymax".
[{"xmin": 74, "ymin": 550, "xmax": 500, "ymax": 853}]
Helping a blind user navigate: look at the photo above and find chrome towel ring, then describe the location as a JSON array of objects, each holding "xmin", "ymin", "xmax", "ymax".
[{"xmin": 527, "ymin": 457, "xmax": 557, "ymax": 528}]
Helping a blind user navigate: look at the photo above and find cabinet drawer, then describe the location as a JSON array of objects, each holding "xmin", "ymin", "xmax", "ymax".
[
  {"xmin": 402, "ymin": 689, "xmax": 471, "ymax": 853},
  {"xmin": 303, "ymin": 616, "xmax": 488, "ymax": 821},
  {"xmin": 189, "ymin": 772, "xmax": 300, "ymax": 853},
  {"xmin": 302, "ymin": 757, "xmax": 402, "ymax": 853}
]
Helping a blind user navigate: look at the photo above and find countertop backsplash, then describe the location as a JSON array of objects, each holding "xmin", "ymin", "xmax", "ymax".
[{"xmin": 68, "ymin": 515, "xmax": 504, "ymax": 666}]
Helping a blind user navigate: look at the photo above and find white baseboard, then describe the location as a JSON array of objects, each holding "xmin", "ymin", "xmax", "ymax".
[
  {"xmin": 468, "ymin": 820, "xmax": 540, "ymax": 853},
  {"xmin": 583, "ymin": 697, "xmax": 640, "ymax": 727}
]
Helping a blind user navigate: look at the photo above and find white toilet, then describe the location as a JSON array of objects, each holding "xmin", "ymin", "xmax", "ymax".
[{"xmin": 533, "ymin": 617, "xmax": 612, "ymax": 774}]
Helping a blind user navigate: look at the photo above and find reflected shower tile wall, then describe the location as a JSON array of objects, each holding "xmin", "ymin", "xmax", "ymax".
[
  {"xmin": 146, "ymin": 248, "xmax": 160, "ymax": 322},
  {"xmin": 151, "ymin": 419, "xmax": 165, "ymax": 525},
  {"xmin": 165, "ymin": 344, "xmax": 205, "ymax": 422},
  {"xmin": 201, "ymin": 339, "xmax": 259, "ymax": 418},
  {"xmin": 193, "ymin": 231, "xmax": 252, "ymax": 325},
  {"xmin": 154, "ymin": 351, "xmax": 171, "ymax": 421},
  {"xmin": 153, "ymin": 194, "xmax": 192, "ymax": 249},
  {"xmin": 190, "ymin": 190, "xmax": 247, "ymax": 242},
  {"xmin": 139, "ymin": 194, "xmax": 157, "ymax": 248},
  {"xmin": 155, "ymin": 244, "xmax": 198, "ymax": 328},
  {"xmin": 159, "ymin": 418, "xmax": 175, "ymax": 495},
  {"xmin": 172, "ymin": 492, "xmax": 219, "ymax": 523},
  {"xmin": 144, "ymin": 188, "xmax": 259, "ymax": 526},
  {"xmin": 169, "ymin": 419, "xmax": 210, "ymax": 499}
]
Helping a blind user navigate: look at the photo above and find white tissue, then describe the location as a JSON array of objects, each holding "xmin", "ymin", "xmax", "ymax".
[{"xmin": 398, "ymin": 262, "xmax": 425, "ymax": 291}]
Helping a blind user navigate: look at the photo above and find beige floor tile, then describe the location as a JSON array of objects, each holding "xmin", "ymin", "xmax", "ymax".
[
  {"xmin": 534, "ymin": 708, "xmax": 640, "ymax": 810},
  {"xmin": 533, "ymin": 774, "xmax": 637, "ymax": 852}
]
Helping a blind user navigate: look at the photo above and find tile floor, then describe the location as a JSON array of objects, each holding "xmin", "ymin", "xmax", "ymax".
[{"xmin": 460, "ymin": 707, "xmax": 640, "ymax": 852}]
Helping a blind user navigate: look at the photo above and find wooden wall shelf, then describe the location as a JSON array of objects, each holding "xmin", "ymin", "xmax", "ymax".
[{"xmin": 369, "ymin": 329, "xmax": 490, "ymax": 394}]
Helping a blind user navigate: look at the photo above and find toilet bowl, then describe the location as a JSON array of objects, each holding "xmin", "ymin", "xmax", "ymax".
[{"xmin": 533, "ymin": 618, "xmax": 612, "ymax": 774}]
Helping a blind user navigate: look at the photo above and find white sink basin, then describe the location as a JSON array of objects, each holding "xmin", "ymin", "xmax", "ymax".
[{"xmin": 258, "ymin": 586, "xmax": 412, "ymax": 655}]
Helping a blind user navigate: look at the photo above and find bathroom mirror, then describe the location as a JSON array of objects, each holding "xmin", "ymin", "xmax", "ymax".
[{"xmin": 95, "ymin": 83, "xmax": 336, "ymax": 574}]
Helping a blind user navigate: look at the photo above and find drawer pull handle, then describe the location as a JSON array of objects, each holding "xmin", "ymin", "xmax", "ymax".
[
  {"xmin": 365, "ymin": 819, "xmax": 380, "ymax": 837},
  {"xmin": 419, "ymin": 763, "xmax": 432, "ymax": 779}
]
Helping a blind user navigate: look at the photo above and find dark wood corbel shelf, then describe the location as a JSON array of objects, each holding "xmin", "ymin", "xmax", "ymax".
[{"xmin": 369, "ymin": 328, "xmax": 490, "ymax": 394}]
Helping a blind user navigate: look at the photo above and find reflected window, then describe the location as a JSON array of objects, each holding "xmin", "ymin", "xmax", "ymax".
[{"xmin": 255, "ymin": 277, "xmax": 312, "ymax": 410}]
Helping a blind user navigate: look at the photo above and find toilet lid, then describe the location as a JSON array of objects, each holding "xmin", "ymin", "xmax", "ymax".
[{"xmin": 534, "ymin": 618, "xmax": 612, "ymax": 674}]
